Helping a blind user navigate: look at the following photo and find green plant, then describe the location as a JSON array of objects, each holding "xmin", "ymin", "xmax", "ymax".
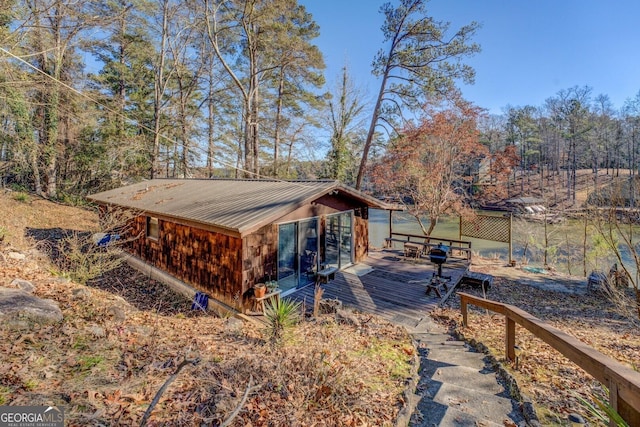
[
  {"xmin": 575, "ymin": 390, "xmax": 629, "ymax": 427},
  {"xmin": 0, "ymin": 225, "xmax": 7, "ymax": 242},
  {"xmin": 23, "ymin": 379, "xmax": 38, "ymax": 391},
  {"xmin": 77, "ymin": 355, "xmax": 104, "ymax": 372},
  {"xmin": 12, "ymin": 192, "xmax": 29, "ymax": 203},
  {"xmin": 0, "ymin": 386, "xmax": 10, "ymax": 405},
  {"xmin": 9, "ymin": 183, "xmax": 28, "ymax": 193},
  {"xmin": 264, "ymin": 298, "xmax": 301, "ymax": 344}
]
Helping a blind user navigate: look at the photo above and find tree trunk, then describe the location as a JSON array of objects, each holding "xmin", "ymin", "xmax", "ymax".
[
  {"xmin": 151, "ymin": 0, "xmax": 169, "ymax": 179},
  {"xmin": 273, "ymin": 68, "xmax": 285, "ymax": 177},
  {"xmin": 356, "ymin": 67, "xmax": 390, "ymax": 190}
]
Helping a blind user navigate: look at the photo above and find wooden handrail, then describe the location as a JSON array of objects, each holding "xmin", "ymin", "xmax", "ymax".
[{"xmin": 458, "ymin": 292, "xmax": 640, "ymax": 426}]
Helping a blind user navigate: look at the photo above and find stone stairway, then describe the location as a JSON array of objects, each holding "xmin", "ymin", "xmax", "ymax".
[{"xmin": 403, "ymin": 318, "xmax": 529, "ymax": 427}]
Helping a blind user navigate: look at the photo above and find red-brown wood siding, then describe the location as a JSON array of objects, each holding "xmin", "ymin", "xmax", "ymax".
[
  {"xmin": 128, "ymin": 216, "xmax": 243, "ymax": 307},
  {"xmin": 242, "ymin": 223, "xmax": 278, "ymax": 287}
]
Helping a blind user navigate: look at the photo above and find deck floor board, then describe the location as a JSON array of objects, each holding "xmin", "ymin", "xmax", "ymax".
[{"xmin": 290, "ymin": 248, "xmax": 470, "ymax": 326}]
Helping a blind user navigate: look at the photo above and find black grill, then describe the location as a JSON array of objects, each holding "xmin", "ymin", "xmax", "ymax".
[{"xmin": 429, "ymin": 244, "xmax": 449, "ymax": 278}]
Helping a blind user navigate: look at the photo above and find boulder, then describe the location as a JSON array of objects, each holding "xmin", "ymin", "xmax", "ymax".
[
  {"xmin": 10, "ymin": 279, "xmax": 36, "ymax": 293},
  {"xmin": 72, "ymin": 287, "xmax": 91, "ymax": 300},
  {"xmin": 224, "ymin": 317, "xmax": 244, "ymax": 335},
  {"xmin": 335, "ymin": 308, "xmax": 360, "ymax": 327},
  {"xmin": 107, "ymin": 305, "xmax": 126, "ymax": 322},
  {"xmin": 0, "ymin": 288, "xmax": 62, "ymax": 325},
  {"xmin": 86, "ymin": 324, "xmax": 106, "ymax": 338},
  {"xmin": 7, "ymin": 252, "xmax": 26, "ymax": 261}
]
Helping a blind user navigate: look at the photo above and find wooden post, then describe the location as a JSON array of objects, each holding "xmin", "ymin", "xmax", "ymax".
[
  {"xmin": 508, "ymin": 212, "xmax": 513, "ymax": 265},
  {"xmin": 609, "ymin": 381, "xmax": 619, "ymax": 427},
  {"xmin": 505, "ymin": 316, "xmax": 516, "ymax": 362},
  {"xmin": 461, "ymin": 296, "xmax": 468, "ymax": 327}
]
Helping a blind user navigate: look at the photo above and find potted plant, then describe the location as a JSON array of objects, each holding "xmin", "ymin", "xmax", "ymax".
[
  {"xmin": 266, "ymin": 281, "xmax": 278, "ymax": 293},
  {"xmin": 253, "ymin": 283, "xmax": 267, "ymax": 299}
]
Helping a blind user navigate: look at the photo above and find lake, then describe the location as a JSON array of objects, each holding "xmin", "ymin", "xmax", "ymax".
[{"xmin": 368, "ymin": 208, "xmax": 639, "ymax": 280}]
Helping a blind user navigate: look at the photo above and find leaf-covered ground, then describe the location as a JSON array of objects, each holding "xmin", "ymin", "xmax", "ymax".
[
  {"xmin": 435, "ymin": 258, "xmax": 640, "ymax": 426},
  {"xmin": 0, "ymin": 191, "xmax": 414, "ymax": 426}
]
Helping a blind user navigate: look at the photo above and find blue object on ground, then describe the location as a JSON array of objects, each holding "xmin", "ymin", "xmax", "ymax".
[
  {"xmin": 97, "ymin": 233, "xmax": 120, "ymax": 247},
  {"xmin": 192, "ymin": 292, "xmax": 209, "ymax": 311}
]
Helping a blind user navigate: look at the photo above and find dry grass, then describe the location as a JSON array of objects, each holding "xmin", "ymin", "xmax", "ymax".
[
  {"xmin": 0, "ymin": 190, "xmax": 414, "ymax": 426},
  {"xmin": 435, "ymin": 265, "xmax": 639, "ymax": 426},
  {"xmin": 0, "ymin": 189, "xmax": 97, "ymax": 250}
]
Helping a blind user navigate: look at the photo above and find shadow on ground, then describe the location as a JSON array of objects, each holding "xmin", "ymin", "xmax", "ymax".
[{"xmin": 25, "ymin": 227, "xmax": 205, "ymax": 317}]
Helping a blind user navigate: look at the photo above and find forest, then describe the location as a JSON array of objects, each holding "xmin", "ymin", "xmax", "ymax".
[{"xmin": 1, "ymin": 0, "xmax": 640, "ymax": 210}]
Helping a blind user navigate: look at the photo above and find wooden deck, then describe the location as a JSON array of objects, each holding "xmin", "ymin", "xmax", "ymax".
[{"xmin": 290, "ymin": 248, "xmax": 470, "ymax": 328}]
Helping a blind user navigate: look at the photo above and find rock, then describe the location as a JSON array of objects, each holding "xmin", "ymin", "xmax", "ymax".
[
  {"xmin": 72, "ymin": 288, "xmax": 91, "ymax": 300},
  {"xmin": 0, "ymin": 288, "xmax": 63, "ymax": 325},
  {"xmin": 7, "ymin": 252, "xmax": 26, "ymax": 261},
  {"xmin": 335, "ymin": 308, "xmax": 360, "ymax": 327},
  {"xmin": 86, "ymin": 324, "xmax": 106, "ymax": 338},
  {"xmin": 224, "ymin": 317, "xmax": 244, "ymax": 335},
  {"xmin": 10, "ymin": 279, "xmax": 36, "ymax": 293},
  {"xmin": 107, "ymin": 305, "xmax": 126, "ymax": 322}
]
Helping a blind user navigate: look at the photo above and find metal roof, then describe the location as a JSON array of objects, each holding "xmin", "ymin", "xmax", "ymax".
[{"xmin": 88, "ymin": 178, "xmax": 389, "ymax": 236}]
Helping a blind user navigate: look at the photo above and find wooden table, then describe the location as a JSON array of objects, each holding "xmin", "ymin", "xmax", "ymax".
[
  {"xmin": 252, "ymin": 289, "xmax": 282, "ymax": 315},
  {"xmin": 404, "ymin": 242, "xmax": 423, "ymax": 258}
]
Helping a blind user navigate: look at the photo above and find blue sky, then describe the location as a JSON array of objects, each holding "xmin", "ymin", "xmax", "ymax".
[{"xmin": 300, "ymin": 0, "xmax": 640, "ymax": 115}]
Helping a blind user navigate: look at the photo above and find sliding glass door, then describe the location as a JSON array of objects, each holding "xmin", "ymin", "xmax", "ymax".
[
  {"xmin": 277, "ymin": 223, "xmax": 296, "ymax": 292},
  {"xmin": 324, "ymin": 212, "xmax": 353, "ymax": 269},
  {"xmin": 277, "ymin": 218, "xmax": 318, "ymax": 293}
]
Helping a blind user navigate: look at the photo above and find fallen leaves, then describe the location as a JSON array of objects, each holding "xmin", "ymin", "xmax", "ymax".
[{"xmin": 0, "ymin": 252, "xmax": 412, "ymax": 426}]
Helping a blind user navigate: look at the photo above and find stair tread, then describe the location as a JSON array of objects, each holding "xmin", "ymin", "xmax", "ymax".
[
  {"xmin": 416, "ymin": 381, "xmax": 521, "ymax": 425},
  {"xmin": 424, "ymin": 364, "xmax": 506, "ymax": 395},
  {"xmin": 424, "ymin": 348, "xmax": 488, "ymax": 370},
  {"xmin": 410, "ymin": 398, "xmax": 507, "ymax": 427},
  {"xmin": 409, "ymin": 329, "xmax": 526, "ymax": 427}
]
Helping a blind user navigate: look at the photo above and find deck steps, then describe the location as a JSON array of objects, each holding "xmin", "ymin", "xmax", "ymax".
[{"xmin": 407, "ymin": 327, "xmax": 526, "ymax": 426}]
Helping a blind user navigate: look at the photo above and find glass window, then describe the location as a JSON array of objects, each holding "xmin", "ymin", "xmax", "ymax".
[{"xmin": 146, "ymin": 216, "xmax": 159, "ymax": 239}]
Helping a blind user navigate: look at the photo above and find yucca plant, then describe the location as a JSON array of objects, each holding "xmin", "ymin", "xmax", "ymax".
[
  {"xmin": 575, "ymin": 390, "xmax": 629, "ymax": 427},
  {"xmin": 264, "ymin": 298, "xmax": 301, "ymax": 345}
]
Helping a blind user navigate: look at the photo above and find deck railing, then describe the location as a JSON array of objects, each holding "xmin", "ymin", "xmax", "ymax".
[
  {"xmin": 385, "ymin": 232, "xmax": 472, "ymax": 260},
  {"xmin": 458, "ymin": 292, "xmax": 640, "ymax": 425}
]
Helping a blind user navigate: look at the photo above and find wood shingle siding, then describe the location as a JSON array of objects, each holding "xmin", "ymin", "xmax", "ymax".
[{"xmin": 129, "ymin": 215, "xmax": 243, "ymax": 308}]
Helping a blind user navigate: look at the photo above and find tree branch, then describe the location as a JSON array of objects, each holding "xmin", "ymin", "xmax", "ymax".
[{"xmin": 139, "ymin": 358, "xmax": 201, "ymax": 427}]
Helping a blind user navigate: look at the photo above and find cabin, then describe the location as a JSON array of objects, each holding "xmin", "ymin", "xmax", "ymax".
[{"xmin": 88, "ymin": 178, "xmax": 389, "ymax": 311}]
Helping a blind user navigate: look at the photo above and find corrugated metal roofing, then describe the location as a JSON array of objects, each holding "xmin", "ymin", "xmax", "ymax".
[{"xmin": 87, "ymin": 178, "xmax": 388, "ymax": 235}]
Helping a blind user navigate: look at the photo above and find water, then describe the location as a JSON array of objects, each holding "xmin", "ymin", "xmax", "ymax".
[{"xmin": 369, "ymin": 208, "xmax": 639, "ymax": 280}]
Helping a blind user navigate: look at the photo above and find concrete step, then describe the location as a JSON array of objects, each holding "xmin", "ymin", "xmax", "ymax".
[
  {"xmin": 408, "ymin": 327, "xmax": 526, "ymax": 427},
  {"xmin": 424, "ymin": 347, "xmax": 488, "ymax": 371},
  {"xmin": 413, "ymin": 381, "xmax": 521, "ymax": 426},
  {"xmin": 421, "ymin": 363, "xmax": 506, "ymax": 396},
  {"xmin": 413, "ymin": 332, "xmax": 467, "ymax": 346},
  {"xmin": 410, "ymin": 397, "xmax": 505, "ymax": 427}
]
